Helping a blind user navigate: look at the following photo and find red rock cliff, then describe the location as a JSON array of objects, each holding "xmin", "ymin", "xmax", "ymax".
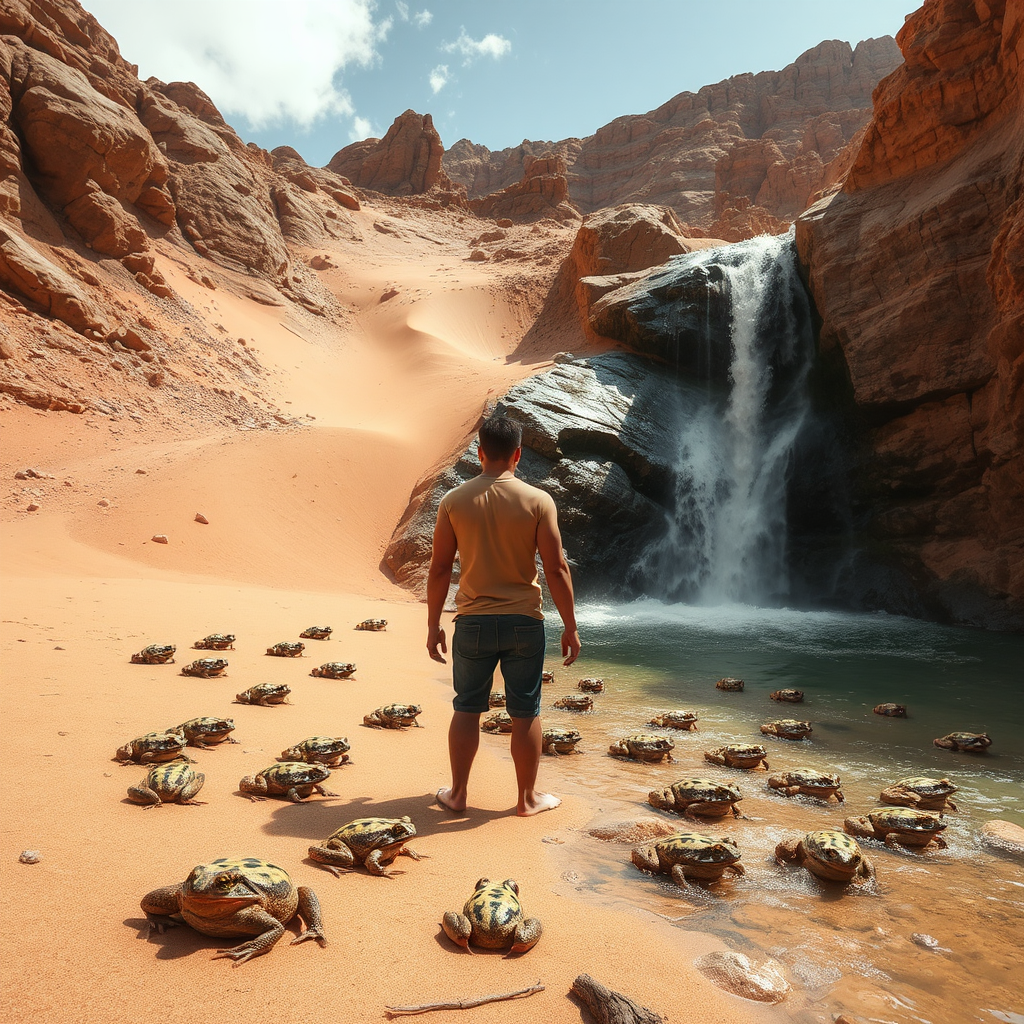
[
  {"xmin": 797, "ymin": 0, "xmax": 1024, "ymax": 629},
  {"xmin": 445, "ymin": 37, "xmax": 902, "ymax": 239}
]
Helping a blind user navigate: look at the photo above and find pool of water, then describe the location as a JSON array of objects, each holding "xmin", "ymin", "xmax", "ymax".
[{"xmin": 523, "ymin": 602, "xmax": 1024, "ymax": 1024}]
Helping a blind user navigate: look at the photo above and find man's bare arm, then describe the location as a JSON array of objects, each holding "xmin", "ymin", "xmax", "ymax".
[
  {"xmin": 426, "ymin": 509, "xmax": 458, "ymax": 663},
  {"xmin": 536, "ymin": 508, "xmax": 581, "ymax": 666}
]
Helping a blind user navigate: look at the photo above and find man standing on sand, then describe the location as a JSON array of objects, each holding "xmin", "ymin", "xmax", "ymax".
[{"xmin": 426, "ymin": 414, "xmax": 581, "ymax": 816}]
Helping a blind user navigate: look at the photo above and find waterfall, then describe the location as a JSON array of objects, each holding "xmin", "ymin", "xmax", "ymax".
[{"xmin": 641, "ymin": 231, "xmax": 815, "ymax": 606}]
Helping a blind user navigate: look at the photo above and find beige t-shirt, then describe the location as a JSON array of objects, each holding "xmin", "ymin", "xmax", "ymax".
[{"xmin": 437, "ymin": 473, "xmax": 556, "ymax": 619}]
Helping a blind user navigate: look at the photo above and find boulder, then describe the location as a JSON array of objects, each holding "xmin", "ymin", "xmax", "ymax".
[
  {"xmin": 384, "ymin": 353, "xmax": 681, "ymax": 595},
  {"xmin": 980, "ymin": 820, "xmax": 1024, "ymax": 857}
]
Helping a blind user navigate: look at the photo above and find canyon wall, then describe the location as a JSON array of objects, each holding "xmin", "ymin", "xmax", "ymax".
[
  {"xmin": 796, "ymin": 0, "xmax": 1024, "ymax": 629},
  {"xmin": 444, "ymin": 37, "xmax": 902, "ymax": 239}
]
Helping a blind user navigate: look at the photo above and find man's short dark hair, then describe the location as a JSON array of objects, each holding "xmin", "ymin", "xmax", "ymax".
[{"xmin": 478, "ymin": 415, "xmax": 522, "ymax": 461}]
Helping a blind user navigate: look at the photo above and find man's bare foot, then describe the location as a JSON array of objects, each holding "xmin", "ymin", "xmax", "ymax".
[
  {"xmin": 435, "ymin": 787, "xmax": 466, "ymax": 812},
  {"xmin": 517, "ymin": 792, "xmax": 561, "ymax": 816}
]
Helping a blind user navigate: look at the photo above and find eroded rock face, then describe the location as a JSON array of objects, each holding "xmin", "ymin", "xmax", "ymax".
[
  {"xmin": 468, "ymin": 152, "xmax": 579, "ymax": 223},
  {"xmin": 385, "ymin": 354, "xmax": 680, "ymax": 594},
  {"xmin": 328, "ymin": 110, "xmax": 448, "ymax": 196},
  {"xmin": 796, "ymin": 0, "xmax": 1024, "ymax": 629},
  {"xmin": 444, "ymin": 37, "xmax": 902, "ymax": 237}
]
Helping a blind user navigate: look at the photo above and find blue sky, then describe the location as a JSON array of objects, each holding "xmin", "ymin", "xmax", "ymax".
[{"xmin": 88, "ymin": 0, "xmax": 913, "ymax": 167}]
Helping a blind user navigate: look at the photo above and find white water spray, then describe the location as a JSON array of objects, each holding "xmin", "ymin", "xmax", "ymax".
[{"xmin": 643, "ymin": 231, "xmax": 814, "ymax": 605}]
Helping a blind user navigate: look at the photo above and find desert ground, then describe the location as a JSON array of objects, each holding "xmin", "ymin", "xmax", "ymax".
[{"xmin": 0, "ymin": 207, "xmax": 780, "ymax": 1024}]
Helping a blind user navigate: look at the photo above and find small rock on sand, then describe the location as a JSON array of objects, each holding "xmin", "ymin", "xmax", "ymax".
[
  {"xmin": 694, "ymin": 950, "xmax": 790, "ymax": 1003},
  {"xmin": 151, "ymin": 534, "xmax": 169, "ymax": 544},
  {"xmin": 981, "ymin": 819, "xmax": 1024, "ymax": 857},
  {"xmin": 194, "ymin": 512, "xmax": 209, "ymax": 524},
  {"xmin": 19, "ymin": 850, "xmax": 41, "ymax": 864},
  {"xmin": 588, "ymin": 818, "xmax": 679, "ymax": 843},
  {"xmin": 26, "ymin": 503, "xmax": 40, "ymax": 512}
]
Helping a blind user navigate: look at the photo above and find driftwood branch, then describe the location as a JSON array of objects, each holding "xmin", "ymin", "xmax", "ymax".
[
  {"xmin": 571, "ymin": 974, "xmax": 664, "ymax": 1024},
  {"xmin": 385, "ymin": 981, "xmax": 544, "ymax": 1017}
]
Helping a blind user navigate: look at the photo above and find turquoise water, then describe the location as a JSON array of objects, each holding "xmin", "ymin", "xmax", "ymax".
[{"xmin": 530, "ymin": 602, "xmax": 1024, "ymax": 1024}]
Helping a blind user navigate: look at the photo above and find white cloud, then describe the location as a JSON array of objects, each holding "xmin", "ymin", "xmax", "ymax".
[
  {"xmin": 429, "ymin": 64, "xmax": 449, "ymax": 94},
  {"xmin": 442, "ymin": 28, "xmax": 511, "ymax": 64},
  {"xmin": 349, "ymin": 115, "xmax": 376, "ymax": 142},
  {"xmin": 88, "ymin": 0, "xmax": 387, "ymax": 129},
  {"xmin": 413, "ymin": 10, "xmax": 433, "ymax": 27},
  {"xmin": 395, "ymin": 0, "xmax": 409, "ymax": 19}
]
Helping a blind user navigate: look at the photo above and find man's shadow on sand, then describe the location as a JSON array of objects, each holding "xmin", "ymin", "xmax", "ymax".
[{"xmin": 255, "ymin": 790, "xmax": 508, "ymax": 843}]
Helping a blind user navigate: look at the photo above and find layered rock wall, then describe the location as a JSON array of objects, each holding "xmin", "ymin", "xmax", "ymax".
[
  {"xmin": 796, "ymin": 0, "xmax": 1024, "ymax": 629},
  {"xmin": 444, "ymin": 37, "xmax": 902, "ymax": 238}
]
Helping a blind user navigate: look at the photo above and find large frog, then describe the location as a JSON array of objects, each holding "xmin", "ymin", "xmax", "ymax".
[
  {"xmin": 116, "ymin": 730, "xmax": 190, "ymax": 765},
  {"xmin": 308, "ymin": 817, "xmax": 420, "ymax": 876},
  {"xmin": 844, "ymin": 807, "xmax": 948, "ymax": 849},
  {"xmin": 760, "ymin": 719, "xmax": 813, "ymax": 741},
  {"xmin": 608, "ymin": 733, "xmax": 674, "ymax": 763},
  {"xmin": 130, "ymin": 644, "xmax": 176, "ymax": 665},
  {"xmin": 648, "ymin": 779, "xmax": 743, "ymax": 818},
  {"xmin": 542, "ymin": 727, "xmax": 581, "ymax": 755},
  {"xmin": 703, "ymin": 743, "xmax": 770, "ymax": 770},
  {"xmin": 775, "ymin": 830, "xmax": 874, "ymax": 883},
  {"xmin": 266, "ymin": 641, "xmax": 305, "ymax": 657},
  {"xmin": 310, "ymin": 662, "xmax": 357, "ymax": 679},
  {"xmin": 127, "ymin": 763, "xmax": 205, "ymax": 806},
  {"xmin": 140, "ymin": 857, "xmax": 326, "ymax": 962},
  {"xmin": 235, "ymin": 683, "xmax": 291, "ymax": 706},
  {"xmin": 767, "ymin": 767, "xmax": 844, "ymax": 802},
  {"xmin": 631, "ymin": 832, "xmax": 744, "ymax": 885},
  {"xmin": 175, "ymin": 717, "xmax": 236, "ymax": 748},
  {"xmin": 279, "ymin": 736, "xmax": 350, "ymax": 767},
  {"xmin": 878, "ymin": 776, "xmax": 959, "ymax": 812},
  {"xmin": 192, "ymin": 634, "xmax": 235, "ymax": 651},
  {"xmin": 481, "ymin": 711, "xmax": 513, "ymax": 733},
  {"xmin": 933, "ymin": 731, "xmax": 992, "ymax": 753},
  {"xmin": 363, "ymin": 703, "xmax": 423, "ymax": 729},
  {"xmin": 648, "ymin": 710, "xmax": 699, "ymax": 730},
  {"xmin": 299, "ymin": 626, "xmax": 332, "ymax": 640},
  {"xmin": 180, "ymin": 658, "xmax": 229, "ymax": 678},
  {"xmin": 239, "ymin": 763, "xmax": 336, "ymax": 802},
  {"xmin": 441, "ymin": 878, "xmax": 541, "ymax": 952}
]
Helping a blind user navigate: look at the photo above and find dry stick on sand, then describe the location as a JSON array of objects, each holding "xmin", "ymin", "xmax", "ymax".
[
  {"xmin": 570, "ymin": 974, "xmax": 665, "ymax": 1024},
  {"xmin": 385, "ymin": 980, "xmax": 545, "ymax": 1017}
]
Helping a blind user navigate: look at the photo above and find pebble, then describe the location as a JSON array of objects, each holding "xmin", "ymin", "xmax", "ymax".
[
  {"xmin": 911, "ymin": 932, "xmax": 949, "ymax": 952},
  {"xmin": 151, "ymin": 534, "xmax": 169, "ymax": 544},
  {"xmin": 694, "ymin": 950, "xmax": 791, "ymax": 1004},
  {"xmin": 194, "ymin": 512, "xmax": 209, "ymax": 524},
  {"xmin": 19, "ymin": 850, "xmax": 41, "ymax": 864},
  {"xmin": 97, "ymin": 499, "xmax": 109, "ymax": 507},
  {"xmin": 26, "ymin": 503, "xmax": 40, "ymax": 512}
]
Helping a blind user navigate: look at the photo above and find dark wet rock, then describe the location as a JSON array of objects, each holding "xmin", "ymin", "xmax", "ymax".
[{"xmin": 384, "ymin": 352, "xmax": 686, "ymax": 595}]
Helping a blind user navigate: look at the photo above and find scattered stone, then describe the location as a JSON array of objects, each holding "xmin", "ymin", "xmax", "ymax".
[
  {"xmin": 694, "ymin": 950, "xmax": 790, "ymax": 1004},
  {"xmin": 151, "ymin": 534, "xmax": 169, "ymax": 544},
  {"xmin": 468, "ymin": 249, "xmax": 487, "ymax": 261},
  {"xmin": 97, "ymin": 499, "xmax": 109, "ymax": 507},
  {"xmin": 911, "ymin": 933, "xmax": 950, "ymax": 952},
  {"xmin": 552, "ymin": 351, "xmax": 575, "ymax": 363},
  {"xmin": 135, "ymin": 468, "xmax": 146, "ymax": 474},
  {"xmin": 25, "ymin": 502, "xmax": 40, "ymax": 512},
  {"xmin": 570, "ymin": 974, "xmax": 663, "ymax": 1024},
  {"xmin": 19, "ymin": 851, "xmax": 41, "ymax": 864},
  {"xmin": 588, "ymin": 818, "xmax": 679, "ymax": 844},
  {"xmin": 194, "ymin": 512, "xmax": 209, "ymax": 524},
  {"xmin": 54, "ymin": 646, "xmax": 64, "ymax": 650},
  {"xmin": 980, "ymin": 819, "xmax": 1024, "ymax": 857}
]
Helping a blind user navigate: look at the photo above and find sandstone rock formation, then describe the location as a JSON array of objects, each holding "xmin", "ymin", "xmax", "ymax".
[
  {"xmin": 796, "ymin": 0, "xmax": 1024, "ymax": 629},
  {"xmin": 467, "ymin": 153, "xmax": 579, "ymax": 223},
  {"xmin": 444, "ymin": 37, "xmax": 903, "ymax": 238},
  {"xmin": 329, "ymin": 110, "xmax": 453, "ymax": 197}
]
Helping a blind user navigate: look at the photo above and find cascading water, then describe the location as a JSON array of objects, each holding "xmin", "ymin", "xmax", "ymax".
[{"xmin": 641, "ymin": 230, "xmax": 815, "ymax": 606}]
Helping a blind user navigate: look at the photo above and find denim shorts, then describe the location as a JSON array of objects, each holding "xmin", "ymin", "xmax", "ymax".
[{"xmin": 452, "ymin": 614, "xmax": 546, "ymax": 718}]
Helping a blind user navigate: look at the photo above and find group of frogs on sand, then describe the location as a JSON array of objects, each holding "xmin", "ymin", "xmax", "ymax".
[{"xmin": 131, "ymin": 620, "xmax": 542, "ymax": 960}]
